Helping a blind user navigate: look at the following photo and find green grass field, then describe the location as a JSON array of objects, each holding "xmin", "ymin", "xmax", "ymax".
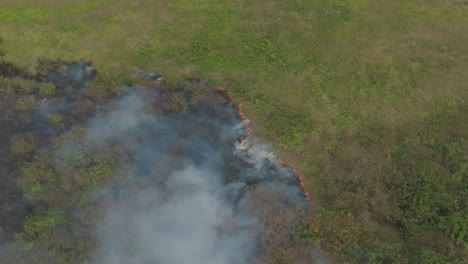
[{"xmin": 1, "ymin": 0, "xmax": 467, "ymax": 262}]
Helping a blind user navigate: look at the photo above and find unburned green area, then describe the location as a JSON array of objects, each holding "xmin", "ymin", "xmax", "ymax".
[{"xmin": 0, "ymin": 0, "xmax": 467, "ymax": 262}]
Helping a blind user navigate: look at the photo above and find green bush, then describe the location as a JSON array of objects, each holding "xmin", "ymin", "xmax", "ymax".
[
  {"xmin": 23, "ymin": 208, "xmax": 70, "ymax": 241},
  {"xmin": 10, "ymin": 133, "xmax": 37, "ymax": 158},
  {"xmin": 39, "ymin": 82, "xmax": 56, "ymax": 96},
  {"xmin": 0, "ymin": 77, "xmax": 37, "ymax": 96},
  {"xmin": 17, "ymin": 158, "xmax": 59, "ymax": 202},
  {"xmin": 83, "ymin": 162, "xmax": 112, "ymax": 187},
  {"xmin": 10, "ymin": 77, "xmax": 37, "ymax": 94},
  {"xmin": 16, "ymin": 95, "xmax": 37, "ymax": 110},
  {"xmin": 83, "ymin": 150, "xmax": 118, "ymax": 187},
  {"xmin": 46, "ymin": 113, "xmax": 65, "ymax": 128},
  {"xmin": 54, "ymin": 143, "xmax": 119, "ymax": 189}
]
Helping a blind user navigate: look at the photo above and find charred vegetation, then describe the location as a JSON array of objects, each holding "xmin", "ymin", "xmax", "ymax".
[{"xmin": 0, "ymin": 57, "xmax": 320, "ymax": 263}]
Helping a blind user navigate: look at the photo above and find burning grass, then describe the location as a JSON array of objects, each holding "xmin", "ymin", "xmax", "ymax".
[
  {"xmin": 1, "ymin": 2, "xmax": 467, "ymax": 260},
  {"xmin": 218, "ymin": 85, "xmax": 312, "ymax": 207},
  {"xmin": 0, "ymin": 60, "xmax": 323, "ymax": 263}
]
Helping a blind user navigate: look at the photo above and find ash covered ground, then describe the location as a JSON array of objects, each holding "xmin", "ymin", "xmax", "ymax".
[{"xmin": 0, "ymin": 60, "xmax": 323, "ymax": 263}]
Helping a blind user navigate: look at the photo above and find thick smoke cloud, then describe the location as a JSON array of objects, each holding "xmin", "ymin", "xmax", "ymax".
[{"xmin": 79, "ymin": 85, "xmax": 309, "ymax": 264}]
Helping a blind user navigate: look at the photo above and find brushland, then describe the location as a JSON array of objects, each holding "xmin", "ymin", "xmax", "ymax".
[{"xmin": 1, "ymin": 0, "xmax": 467, "ymax": 262}]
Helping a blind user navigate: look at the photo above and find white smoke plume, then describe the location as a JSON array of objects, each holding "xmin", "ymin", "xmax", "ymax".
[
  {"xmin": 79, "ymin": 85, "xmax": 310, "ymax": 264},
  {"xmin": 94, "ymin": 166, "xmax": 256, "ymax": 264},
  {"xmin": 0, "ymin": 60, "xmax": 319, "ymax": 263}
]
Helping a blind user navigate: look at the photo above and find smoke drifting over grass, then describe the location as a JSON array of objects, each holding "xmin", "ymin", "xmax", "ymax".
[
  {"xmin": 95, "ymin": 166, "xmax": 256, "ymax": 264},
  {"xmin": 0, "ymin": 60, "xmax": 318, "ymax": 263},
  {"xmin": 83, "ymin": 85, "xmax": 310, "ymax": 263}
]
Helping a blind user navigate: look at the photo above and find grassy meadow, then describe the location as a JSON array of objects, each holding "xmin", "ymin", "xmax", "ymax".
[{"xmin": 1, "ymin": 0, "xmax": 467, "ymax": 262}]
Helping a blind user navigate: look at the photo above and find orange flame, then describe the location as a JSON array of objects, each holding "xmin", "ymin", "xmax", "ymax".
[
  {"xmin": 218, "ymin": 86, "xmax": 251, "ymax": 132},
  {"xmin": 278, "ymin": 160, "xmax": 312, "ymax": 204},
  {"xmin": 217, "ymin": 86, "xmax": 317, "ymax": 229}
]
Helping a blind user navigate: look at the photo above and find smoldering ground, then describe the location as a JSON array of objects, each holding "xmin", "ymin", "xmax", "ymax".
[
  {"xmin": 83, "ymin": 84, "xmax": 311, "ymax": 264},
  {"xmin": 0, "ymin": 61, "xmax": 320, "ymax": 263}
]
